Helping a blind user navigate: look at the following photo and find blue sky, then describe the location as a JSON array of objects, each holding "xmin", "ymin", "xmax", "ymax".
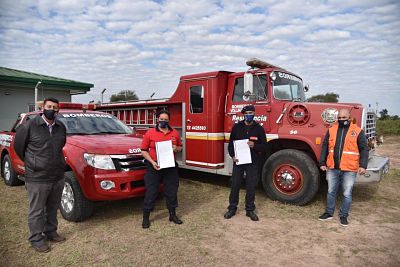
[{"xmin": 1, "ymin": 0, "xmax": 399, "ymax": 115}]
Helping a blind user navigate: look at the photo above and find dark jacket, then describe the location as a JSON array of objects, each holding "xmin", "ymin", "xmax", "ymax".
[
  {"xmin": 319, "ymin": 125, "xmax": 369, "ymax": 169},
  {"xmin": 14, "ymin": 115, "xmax": 67, "ymax": 183},
  {"xmin": 228, "ymin": 120, "xmax": 267, "ymax": 163}
]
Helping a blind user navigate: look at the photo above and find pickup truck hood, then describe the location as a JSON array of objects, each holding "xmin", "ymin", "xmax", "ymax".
[{"xmin": 67, "ymin": 134, "xmax": 142, "ymax": 154}]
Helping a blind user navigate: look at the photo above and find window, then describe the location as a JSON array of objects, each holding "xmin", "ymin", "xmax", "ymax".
[
  {"xmin": 232, "ymin": 74, "xmax": 267, "ymax": 102},
  {"xmin": 28, "ymin": 104, "xmax": 36, "ymax": 112},
  {"xmin": 190, "ymin": 86, "xmax": 204, "ymax": 113},
  {"xmin": 272, "ymin": 72, "xmax": 305, "ymax": 101}
]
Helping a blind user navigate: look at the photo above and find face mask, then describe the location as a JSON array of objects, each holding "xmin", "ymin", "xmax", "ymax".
[
  {"xmin": 43, "ymin": 109, "xmax": 57, "ymax": 120},
  {"xmin": 159, "ymin": 121, "xmax": 169, "ymax": 128},
  {"xmin": 338, "ymin": 119, "xmax": 349, "ymax": 127},
  {"xmin": 244, "ymin": 114, "xmax": 254, "ymax": 122}
]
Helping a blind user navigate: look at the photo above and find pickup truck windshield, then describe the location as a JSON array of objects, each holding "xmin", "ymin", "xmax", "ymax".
[
  {"xmin": 58, "ymin": 113, "xmax": 132, "ymax": 135},
  {"xmin": 272, "ymin": 72, "xmax": 305, "ymax": 101}
]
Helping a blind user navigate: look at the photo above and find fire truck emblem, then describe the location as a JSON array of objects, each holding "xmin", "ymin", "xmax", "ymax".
[
  {"xmin": 321, "ymin": 108, "xmax": 338, "ymax": 124},
  {"xmin": 293, "ymin": 111, "xmax": 304, "ymax": 118}
]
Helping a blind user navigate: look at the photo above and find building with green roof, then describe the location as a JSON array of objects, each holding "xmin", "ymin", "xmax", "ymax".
[{"xmin": 0, "ymin": 67, "xmax": 94, "ymax": 130}]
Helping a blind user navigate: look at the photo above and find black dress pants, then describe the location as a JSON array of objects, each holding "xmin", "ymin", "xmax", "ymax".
[
  {"xmin": 143, "ymin": 164, "xmax": 179, "ymax": 212},
  {"xmin": 228, "ymin": 163, "xmax": 259, "ymax": 212}
]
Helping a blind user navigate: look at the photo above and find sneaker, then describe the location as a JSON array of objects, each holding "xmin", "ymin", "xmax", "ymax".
[
  {"xmin": 32, "ymin": 243, "xmax": 50, "ymax": 253},
  {"xmin": 340, "ymin": 216, "xmax": 349, "ymax": 227},
  {"xmin": 318, "ymin": 212, "xmax": 333, "ymax": 221},
  {"xmin": 224, "ymin": 210, "xmax": 236, "ymax": 219}
]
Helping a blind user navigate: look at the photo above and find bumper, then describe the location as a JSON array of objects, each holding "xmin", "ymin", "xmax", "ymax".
[
  {"xmin": 87, "ymin": 169, "xmax": 148, "ymax": 201},
  {"xmin": 356, "ymin": 155, "xmax": 390, "ymax": 183}
]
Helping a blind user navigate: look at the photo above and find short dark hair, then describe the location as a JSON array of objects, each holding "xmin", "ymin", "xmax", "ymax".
[
  {"xmin": 157, "ymin": 110, "xmax": 170, "ymax": 119},
  {"xmin": 43, "ymin": 97, "xmax": 59, "ymax": 105}
]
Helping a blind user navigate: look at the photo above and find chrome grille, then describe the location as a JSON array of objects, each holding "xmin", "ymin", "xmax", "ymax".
[
  {"xmin": 364, "ymin": 111, "xmax": 377, "ymax": 142},
  {"xmin": 111, "ymin": 154, "xmax": 146, "ymax": 171}
]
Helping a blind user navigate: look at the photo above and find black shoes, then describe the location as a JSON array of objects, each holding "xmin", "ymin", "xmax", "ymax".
[
  {"xmin": 32, "ymin": 242, "xmax": 50, "ymax": 253},
  {"xmin": 246, "ymin": 211, "xmax": 259, "ymax": 221},
  {"xmin": 319, "ymin": 212, "xmax": 349, "ymax": 226},
  {"xmin": 224, "ymin": 210, "xmax": 259, "ymax": 221},
  {"xmin": 318, "ymin": 212, "xmax": 333, "ymax": 221},
  {"xmin": 46, "ymin": 233, "xmax": 66, "ymax": 243},
  {"xmin": 142, "ymin": 211, "xmax": 150, "ymax": 229},
  {"xmin": 224, "ymin": 210, "xmax": 236, "ymax": 219},
  {"xmin": 340, "ymin": 216, "xmax": 349, "ymax": 227},
  {"xmin": 169, "ymin": 209, "xmax": 183, "ymax": 224}
]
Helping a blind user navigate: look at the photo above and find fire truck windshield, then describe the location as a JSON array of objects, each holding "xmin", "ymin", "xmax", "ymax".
[
  {"xmin": 272, "ymin": 72, "xmax": 305, "ymax": 102},
  {"xmin": 58, "ymin": 113, "xmax": 132, "ymax": 135}
]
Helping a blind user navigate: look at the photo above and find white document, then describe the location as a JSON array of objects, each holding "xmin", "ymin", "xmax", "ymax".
[
  {"xmin": 234, "ymin": 139, "xmax": 252, "ymax": 165},
  {"xmin": 156, "ymin": 140, "xmax": 175, "ymax": 169}
]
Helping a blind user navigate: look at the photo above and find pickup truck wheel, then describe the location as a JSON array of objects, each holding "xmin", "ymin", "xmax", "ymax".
[
  {"xmin": 262, "ymin": 149, "xmax": 319, "ymax": 205},
  {"xmin": 2, "ymin": 154, "xmax": 24, "ymax": 186},
  {"xmin": 60, "ymin": 171, "xmax": 94, "ymax": 222}
]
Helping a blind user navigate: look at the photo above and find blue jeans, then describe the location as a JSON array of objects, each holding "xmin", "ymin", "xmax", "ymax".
[{"xmin": 325, "ymin": 169, "xmax": 357, "ymax": 218}]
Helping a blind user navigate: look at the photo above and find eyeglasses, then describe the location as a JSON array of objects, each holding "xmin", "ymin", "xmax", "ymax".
[{"xmin": 338, "ymin": 117, "xmax": 349, "ymax": 119}]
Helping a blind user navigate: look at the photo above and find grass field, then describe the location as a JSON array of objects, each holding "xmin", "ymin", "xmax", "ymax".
[
  {"xmin": 377, "ymin": 119, "xmax": 400, "ymax": 135},
  {"xmin": 0, "ymin": 137, "xmax": 399, "ymax": 266}
]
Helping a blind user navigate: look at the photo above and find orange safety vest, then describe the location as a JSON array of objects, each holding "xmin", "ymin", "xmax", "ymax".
[{"xmin": 326, "ymin": 123, "xmax": 362, "ymax": 172}]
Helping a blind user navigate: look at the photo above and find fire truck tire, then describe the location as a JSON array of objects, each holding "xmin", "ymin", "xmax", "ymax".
[
  {"xmin": 60, "ymin": 171, "xmax": 94, "ymax": 222},
  {"xmin": 2, "ymin": 154, "xmax": 24, "ymax": 186},
  {"xmin": 262, "ymin": 149, "xmax": 319, "ymax": 205}
]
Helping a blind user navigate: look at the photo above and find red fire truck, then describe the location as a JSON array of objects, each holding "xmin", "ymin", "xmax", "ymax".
[
  {"xmin": 96, "ymin": 58, "xmax": 389, "ymax": 205},
  {"xmin": 0, "ymin": 103, "xmax": 147, "ymax": 221}
]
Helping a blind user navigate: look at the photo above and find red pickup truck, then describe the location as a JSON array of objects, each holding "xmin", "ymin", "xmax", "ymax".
[{"xmin": 0, "ymin": 103, "xmax": 147, "ymax": 221}]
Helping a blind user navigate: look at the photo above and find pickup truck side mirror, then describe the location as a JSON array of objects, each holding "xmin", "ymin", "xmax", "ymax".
[{"xmin": 303, "ymin": 84, "xmax": 310, "ymax": 92}]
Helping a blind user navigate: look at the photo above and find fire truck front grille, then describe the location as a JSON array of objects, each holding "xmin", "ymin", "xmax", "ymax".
[
  {"xmin": 111, "ymin": 154, "xmax": 146, "ymax": 171},
  {"xmin": 364, "ymin": 111, "xmax": 377, "ymax": 142}
]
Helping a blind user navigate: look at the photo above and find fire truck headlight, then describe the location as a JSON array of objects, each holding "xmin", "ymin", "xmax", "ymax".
[{"xmin": 84, "ymin": 153, "xmax": 116, "ymax": 170}]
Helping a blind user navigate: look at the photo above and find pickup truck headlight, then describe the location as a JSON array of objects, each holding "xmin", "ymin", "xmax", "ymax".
[{"xmin": 83, "ymin": 153, "xmax": 115, "ymax": 170}]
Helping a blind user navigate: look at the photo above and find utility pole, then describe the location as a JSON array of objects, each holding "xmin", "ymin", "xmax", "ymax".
[
  {"xmin": 34, "ymin": 81, "xmax": 42, "ymax": 110},
  {"xmin": 101, "ymin": 88, "xmax": 106, "ymax": 104}
]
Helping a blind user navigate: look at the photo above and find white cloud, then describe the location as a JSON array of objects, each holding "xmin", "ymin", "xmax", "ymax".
[{"xmin": 0, "ymin": 0, "xmax": 399, "ymax": 114}]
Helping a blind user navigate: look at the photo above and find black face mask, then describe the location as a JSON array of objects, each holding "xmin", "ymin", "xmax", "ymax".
[
  {"xmin": 43, "ymin": 109, "xmax": 57, "ymax": 120},
  {"xmin": 338, "ymin": 119, "xmax": 350, "ymax": 128}
]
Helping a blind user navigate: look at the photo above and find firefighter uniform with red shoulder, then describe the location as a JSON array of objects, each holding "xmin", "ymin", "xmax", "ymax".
[{"xmin": 318, "ymin": 112, "xmax": 369, "ymax": 226}]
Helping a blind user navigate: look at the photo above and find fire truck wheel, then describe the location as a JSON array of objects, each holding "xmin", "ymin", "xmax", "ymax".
[
  {"xmin": 2, "ymin": 154, "xmax": 24, "ymax": 186},
  {"xmin": 262, "ymin": 149, "xmax": 319, "ymax": 205},
  {"xmin": 60, "ymin": 171, "xmax": 94, "ymax": 222}
]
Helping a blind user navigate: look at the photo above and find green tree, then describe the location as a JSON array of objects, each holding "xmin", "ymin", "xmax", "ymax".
[
  {"xmin": 110, "ymin": 90, "xmax": 138, "ymax": 102},
  {"xmin": 307, "ymin": 92, "xmax": 339, "ymax": 103},
  {"xmin": 378, "ymin": 108, "xmax": 390, "ymax": 120}
]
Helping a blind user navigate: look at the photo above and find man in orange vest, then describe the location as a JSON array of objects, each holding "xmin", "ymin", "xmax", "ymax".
[{"xmin": 318, "ymin": 109, "xmax": 369, "ymax": 226}]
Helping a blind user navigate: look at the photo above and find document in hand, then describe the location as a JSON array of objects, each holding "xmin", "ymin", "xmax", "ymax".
[
  {"xmin": 155, "ymin": 140, "xmax": 175, "ymax": 169},
  {"xmin": 233, "ymin": 139, "xmax": 252, "ymax": 165}
]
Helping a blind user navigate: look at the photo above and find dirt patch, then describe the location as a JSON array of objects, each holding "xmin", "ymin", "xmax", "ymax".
[
  {"xmin": 0, "ymin": 137, "xmax": 399, "ymax": 266},
  {"xmin": 376, "ymin": 135, "xmax": 400, "ymax": 169}
]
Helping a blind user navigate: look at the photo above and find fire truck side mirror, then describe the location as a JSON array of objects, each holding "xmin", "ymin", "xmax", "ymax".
[
  {"xmin": 303, "ymin": 84, "xmax": 310, "ymax": 92},
  {"xmin": 243, "ymin": 72, "xmax": 253, "ymax": 101}
]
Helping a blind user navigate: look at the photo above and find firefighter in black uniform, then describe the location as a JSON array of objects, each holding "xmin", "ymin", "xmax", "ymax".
[{"xmin": 224, "ymin": 105, "xmax": 267, "ymax": 221}]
